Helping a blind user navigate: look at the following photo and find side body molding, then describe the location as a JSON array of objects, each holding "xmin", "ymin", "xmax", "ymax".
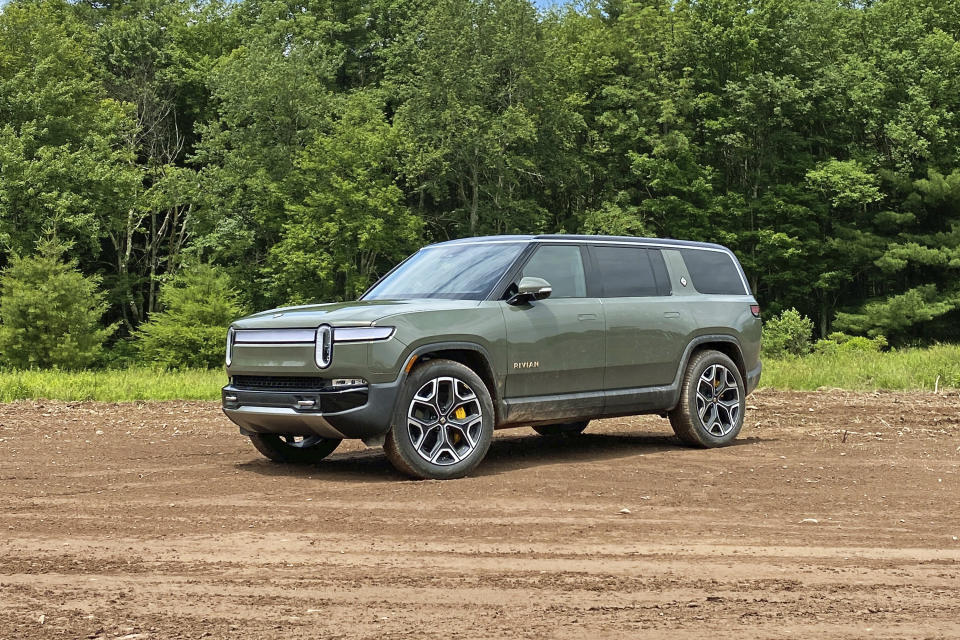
[{"xmin": 498, "ymin": 334, "xmax": 746, "ymax": 427}]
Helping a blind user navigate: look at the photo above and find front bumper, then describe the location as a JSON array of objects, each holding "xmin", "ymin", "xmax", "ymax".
[{"xmin": 221, "ymin": 379, "xmax": 402, "ymax": 440}]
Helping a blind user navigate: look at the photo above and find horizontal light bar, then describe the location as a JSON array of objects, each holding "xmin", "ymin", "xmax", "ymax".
[
  {"xmin": 231, "ymin": 326, "xmax": 395, "ymax": 345},
  {"xmin": 233, "ymin": 329, "xmax": 316, "ymax": 344},
  {"xmin": 333, "ymin": 327, "xmax": 395, "ymax": 342}
]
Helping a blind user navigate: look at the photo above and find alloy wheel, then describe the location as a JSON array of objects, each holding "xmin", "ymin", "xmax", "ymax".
[
  {"xmin": 695, "ymin": 364, "xmax": 741, "ymax": 437},
  {"xmin": 407, "ymin": 376, "xmax": 484, "ymax": 466}
]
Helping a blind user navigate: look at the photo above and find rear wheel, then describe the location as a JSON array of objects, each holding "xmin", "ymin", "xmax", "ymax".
[
  {"xmin": 384, "ymin": 359, "xmax": 494, "ymax": 480},
  {"xmin": 248, "ymin": 433, "xmax": 341, "ymax": 464},
  {"xmin": 532, "ymin": 421, "xmax": 589, "ymax": 437},
  {"xmin": 669, "ymin": 350, "xmax": 745, "ymax": 447}
]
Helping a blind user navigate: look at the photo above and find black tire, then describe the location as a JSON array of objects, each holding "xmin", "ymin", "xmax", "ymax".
[
  {"xmin": 384, "ymin": 359, "xmax": 495, "ymax": 480},
  {"xmin": 248, "ymin": 433, "xmax": 341, "ymax": 464},
  {"xmin": 669, "ymin": 350, "xmax": 745, "ymax": 448},
  {"xmin": 532, "ymin": 421, "xmax": 590, "ymax": 437}
]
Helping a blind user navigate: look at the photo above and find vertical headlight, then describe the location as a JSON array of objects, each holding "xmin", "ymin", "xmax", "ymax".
[
  {"xmin": 315, "ymin": 324, "xmax": 332, "ymax": 368},
  {"xmin": 226, "ymin": 326, "xmax": 235, "ymax": 366}
]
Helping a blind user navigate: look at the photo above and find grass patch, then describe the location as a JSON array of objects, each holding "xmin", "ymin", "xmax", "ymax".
[
  {"xmin": 0, "ymin": 368, "xmax": 225, "ymax": 402},
  {"xmin": 761, "ymin": 343, "xmax": 960, "ymax": 391},
  {"xmin": 1, "ymin": 345, "xmax": 958, "ymax": 401}
]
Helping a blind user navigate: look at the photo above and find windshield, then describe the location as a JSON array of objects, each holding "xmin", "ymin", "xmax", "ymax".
[{"xmin": 363, "ymin": 242, "xmax": 526, "ymax": 300}]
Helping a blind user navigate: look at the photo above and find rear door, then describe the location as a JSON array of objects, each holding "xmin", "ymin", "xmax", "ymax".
[
  {"xmin": 589, "ymin": 244, "xmax": 687, "ymax": 397},
  {"xmin": 501, "ymin": 243, "xmax": 604, "ymax": 400}
]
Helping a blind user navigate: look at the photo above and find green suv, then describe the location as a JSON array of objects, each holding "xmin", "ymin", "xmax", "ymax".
[{"xmin": 222, "ymin": 235, "xmax": 762, "ymax": 479}]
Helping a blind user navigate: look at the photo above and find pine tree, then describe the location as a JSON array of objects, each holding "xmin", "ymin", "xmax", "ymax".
[
  {"xmin": 134, "ymin": 264, "xmax": 245, "ymax": 369},
  {"xmin": 0, "ymin": 239, "xmax": 115, "ymax": 369}
]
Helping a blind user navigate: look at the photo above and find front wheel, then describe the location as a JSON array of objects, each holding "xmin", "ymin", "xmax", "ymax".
[
  {"xmin": 248, "ymin": 433, "xmax": 341, "ymax": 464},
  {"xmin": 384, "ymin": 359, "xmax": 494, "ymax": 480},
  {"xmin": 669, "ymin": 350, "xmax": 745, "ymax": 447}
]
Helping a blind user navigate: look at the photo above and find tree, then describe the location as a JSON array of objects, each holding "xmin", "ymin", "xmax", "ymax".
[
  {"xmin": 268, "ymin": 93, "xmax": 422, "ymax": 303},
  {"xmin": 390, "ymin": 0, "xmax": 578, "ymax": 237},
  {"xmin": 0, "ymin": 0, "xmax": 139, "ymax": 261},
  {"xmin": 6, "ymin": 0, "xmax": 960, "ymax": 362},
  {"xmin": 86, "ymin": 0, "xmax": 234, "ymax": 330},
  {"xmin": 190, "ymin": 0, "xmax": 372, "ymax": 308},
  {"xmin": 134, "ymin": 264, "xmax": 245, "ymax": 368},
  {"xmin": 0, "ymin": 239, "xmax": 115, "ymax": 369}
]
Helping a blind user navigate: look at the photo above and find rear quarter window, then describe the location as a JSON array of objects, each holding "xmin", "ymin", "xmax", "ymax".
[{"xmin": 678, "ymin": 249, "xmax": 747, "ymax": 295}]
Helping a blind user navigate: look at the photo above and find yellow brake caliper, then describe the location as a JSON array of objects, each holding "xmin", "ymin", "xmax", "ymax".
[{"xmin": 451, "ymin": 406, "xmax": 467, "ymax": 445}]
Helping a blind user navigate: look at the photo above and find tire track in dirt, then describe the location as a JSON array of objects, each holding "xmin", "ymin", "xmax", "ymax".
[{"xmin": 1, "ymin": 390, "xmax": 959, "ymax": 639}]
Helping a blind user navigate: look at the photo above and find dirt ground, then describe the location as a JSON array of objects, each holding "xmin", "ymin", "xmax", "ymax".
[{"xmin": 1, "ymin": 390, "xmax": 959, "ymax": 640}]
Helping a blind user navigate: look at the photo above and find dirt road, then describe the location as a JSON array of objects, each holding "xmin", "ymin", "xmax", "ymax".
[{"xmin": 1, "ymin": 390, "xmax": 959, "ymax": 639}]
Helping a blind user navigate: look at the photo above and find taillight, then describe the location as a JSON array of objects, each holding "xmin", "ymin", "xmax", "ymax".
[{"xmin": 750, "ymin": 304, "xmax": 761, "ymax": 318}]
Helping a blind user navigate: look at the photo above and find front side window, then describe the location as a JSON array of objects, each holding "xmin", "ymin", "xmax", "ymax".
[
  {"xmin": 363, "ymin": 243, "xmax": 525, "ymax": 300},
  {"xmin": 520, "ymin": 245, "xmax": 587, "ymax": 298}
]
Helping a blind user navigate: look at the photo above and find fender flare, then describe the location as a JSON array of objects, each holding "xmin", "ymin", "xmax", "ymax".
[
  {"xmin": 390, "ymin": 340, "xmax": 501, "ymax": 419},
  {"xmin": 667, "ymin": 334, "xmax": 745, "ymax": 408}
]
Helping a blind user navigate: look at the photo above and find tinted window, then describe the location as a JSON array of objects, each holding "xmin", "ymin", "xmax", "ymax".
[
  {"xmin": 679, "ymin": 249, "xmax": 747, "ymax": 295},
  {"xmin": 649, "ymin": 250, "xmax": 671, "ymax": 295},
  {"xmin": 363, "ymin": 243, "xmax": 525, "ymax": 300},
  {"xmin": 520, "ymin": 245, "xmax": 586, "ymax": 298},
  {"xmin": 593, "ymin": 246, "xmax": 662, "ymax": 297}
]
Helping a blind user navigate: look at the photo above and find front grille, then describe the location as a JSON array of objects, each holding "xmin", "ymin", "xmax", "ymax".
[{"xmin": 232, "ymin": 375, "xmax": 328, "ymax": 391}]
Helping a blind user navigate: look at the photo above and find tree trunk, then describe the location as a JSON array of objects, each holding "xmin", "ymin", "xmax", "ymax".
[{"xmin": 470, "ymin": 162, "xmax": 479, "ymax": 235}]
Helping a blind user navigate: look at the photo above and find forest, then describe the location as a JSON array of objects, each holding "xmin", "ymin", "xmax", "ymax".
[{"xmin": 2, "ymin": 0, "xmax": 960, "ymax": 369}]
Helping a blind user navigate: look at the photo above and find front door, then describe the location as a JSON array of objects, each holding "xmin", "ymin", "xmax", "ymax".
[{"xmin": 501, "ymin": 244, "xmax": 604, "ymax": 403}]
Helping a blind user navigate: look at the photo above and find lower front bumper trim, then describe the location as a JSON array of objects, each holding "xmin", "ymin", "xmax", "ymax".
[
  {"xmin": 223, "ymin": 406, "xmax": 348, "ymax": 439},
  {"xmin": 220, "ymin": 377, "xmax": 403, "ymax": 440}
]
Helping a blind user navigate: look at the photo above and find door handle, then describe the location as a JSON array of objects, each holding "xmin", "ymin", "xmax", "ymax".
[
  {"xmin": 577, "ymin": 313, "xmax": 597, "ymax": 321},
  {"xmin": 663, "ymin": 311, "xmax": 680, "ymax": 319}
]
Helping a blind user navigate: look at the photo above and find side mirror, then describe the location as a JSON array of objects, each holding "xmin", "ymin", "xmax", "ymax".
[{"xmin": 507, "ymin": 276, "xmax": 553, "ymax": 305}]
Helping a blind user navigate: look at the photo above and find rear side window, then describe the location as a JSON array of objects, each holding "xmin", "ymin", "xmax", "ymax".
[
  {"xmin": 678, "ymin": 249, "xmax": 747, "ymax": 295},
  {"xmin": 592, "ymin": 246, "xmax": 668, "ymax": 297},
  {"xmin": 521, "ymin": 245, "xmax": 587, "ymax": 298}
]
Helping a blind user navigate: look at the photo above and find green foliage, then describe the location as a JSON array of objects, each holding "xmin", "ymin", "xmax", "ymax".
[
  {"xmin": 268, "ymin": 93, "xmax": 422, "ymax": 303},
  {"xmin": 4, "ymin": 345, "xmax": 959, "ymax": 402},
  {"xmin": 0, "ymin": 239, "xmax": 115, "ymax": 369},
  {"xmin": 134, "ymin": 264, "xmax": 244, "ymax": 369},
  {"xmin": 833, "ymin": 285, "xmax": 960, "ymax": 339},
  {"xmin": 762, "ymin": 344, "xmax": 960, "ymax": 391},
  {"xmin": 805, "ymin": 160, "xmax": 883, "ymax": 211},
  {"xmin": 813, "ymin": 332, "xmax": 888, "ymax": 354},
  {"xmin": 4, "ymin": 0, "xmax": 960, "ymax": 369},
  {"xmin": 390, "ymin": 0, "xmax": 581, "ymax": 236},
  {"xmin": 0, "ymin": 0, "xmax": 139, "ymax": 257},
  {"xmin": 0, "ymin": 367, "xmax": 224, "ymax": 402},
  {"xmin": 761, "ymin": 308, "xmax": 814, "ymax": 358}
]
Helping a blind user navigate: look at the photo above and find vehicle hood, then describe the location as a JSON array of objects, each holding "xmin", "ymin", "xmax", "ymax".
[{"xmin": 232, "ymin": 299, "xmax": 482, "ymax": 329}]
